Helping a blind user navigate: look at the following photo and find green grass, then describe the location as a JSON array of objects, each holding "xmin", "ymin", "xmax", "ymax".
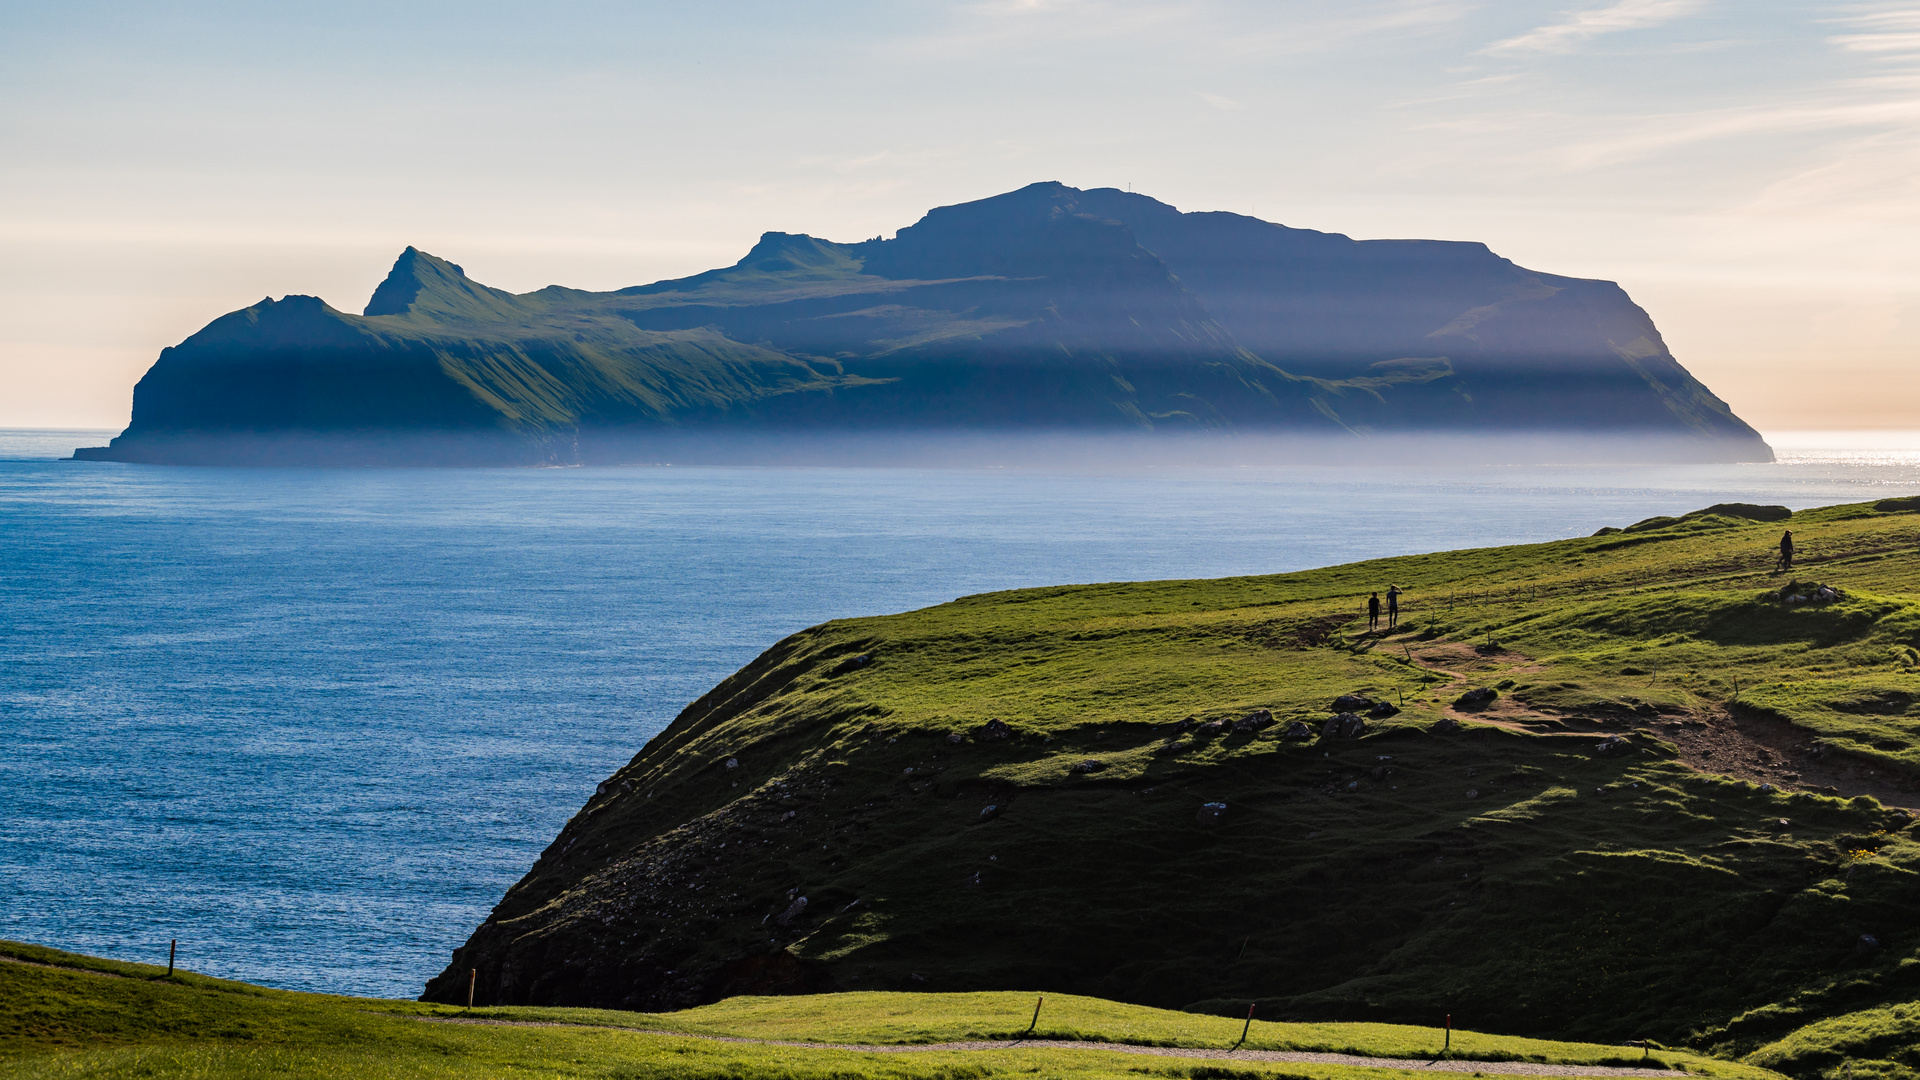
[
  {"xmin": 1742, "ymin": 998, "xmax": 1920, "ymax": 1080},
  {"xmin": 0, "ymin": 941, "xmax": 1782, "ymax": 1079},
  {"xmin": 421, "ymin": 500, "xmax": 1920, "ymax": 1053}
]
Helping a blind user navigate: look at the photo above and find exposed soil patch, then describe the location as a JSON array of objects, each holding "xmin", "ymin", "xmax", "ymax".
[
  {"xmin": 1374, "ymin": 637, "xmax": 1920, "ymax": 809},
  {"xmin": 1450, "ymin": 694, "xmax": 1565, "ymax": 734},
  {"xmin": 1364, "ymin": 636, "xmax": 1553, "ymax": 733},
  {"xmin": 1386, "ymin": 637, "xmax": 1542, "ymax": 677},
  {"xmin": 1658, "ymin": 705, "xmax": 1920, "ymax": 810}
]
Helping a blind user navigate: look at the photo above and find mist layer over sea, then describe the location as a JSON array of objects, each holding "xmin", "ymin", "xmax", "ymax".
[{"xmin": 2, "ymin": 428, "xmax": 1916, "ymax": 998}]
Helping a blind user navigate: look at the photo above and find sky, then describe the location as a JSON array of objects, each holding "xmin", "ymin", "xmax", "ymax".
[{"xmin": 2, "ymin": 0, "xmax": 1915, "ymax": 431}]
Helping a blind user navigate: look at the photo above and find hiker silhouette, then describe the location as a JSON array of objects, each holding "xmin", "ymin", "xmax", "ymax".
[
  {"xmin": 1776, "ymin": 530, "xmax": 1794, "ymax": 571},
  {"xmin": 1367, "ymin": 592, "xmax": 1381, "ymax": 631}
]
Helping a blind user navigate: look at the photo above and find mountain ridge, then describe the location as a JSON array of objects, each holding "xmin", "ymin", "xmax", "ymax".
[{"xmin": 72, "ymin": 182, "xmax": 1770, "ymax": 465}]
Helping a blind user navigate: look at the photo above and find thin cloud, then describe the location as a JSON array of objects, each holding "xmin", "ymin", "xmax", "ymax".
[
  {"xmin": 894, "ymin": 0, "xmax": 1473, "ymax": 62},
  {"xmin": 1485, "ymin": 0, "xmax": 1705, "ymax": 54},
  {"xmin": 1828, "ymin": 4, "xmax": 1920, "ymax": 55}
]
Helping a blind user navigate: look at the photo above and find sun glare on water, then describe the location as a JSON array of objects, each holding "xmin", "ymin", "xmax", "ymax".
[{"xmin": 1766, "ymin": 430, "xmax": 1920, "ymax": 468}]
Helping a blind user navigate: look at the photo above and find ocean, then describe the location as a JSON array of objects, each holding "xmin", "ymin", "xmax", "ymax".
[{"xmin": 3, "ymin": 428, "xmax": 1917, "ymax": 999}]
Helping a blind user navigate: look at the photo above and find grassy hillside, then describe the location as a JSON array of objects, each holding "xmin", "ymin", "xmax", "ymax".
[
  {"xmin": 0, "ymin": 939, "xmax": 1782, "ymax": 1079},
  {"xmin": 426, "ymin": 499, "xmax": 1920, "ymax": 1056}
]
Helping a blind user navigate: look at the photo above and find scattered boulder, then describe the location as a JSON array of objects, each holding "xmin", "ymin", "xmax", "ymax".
[
  {"xmin": 1368, "ymin": 700, "xmax": 1400, "ymax": 718},
  {"xmin": 1595, "ymin": 735, "xmax": 1630, "ymax": 756},
  {"xmin": 1465, "ymin": 789, "xmax": 1481, "ymax": 799},
  {"xmin": 1433, "ymin": 716, "xmax": 1463, "ymax": 734},
  {"xmin": 830, "ymin": 653, "xmax": 873, "ymax": 676},
  {"xmin": 1234, "ymin": 709, "xmax": 1275, "ymax": 733},
  {"xmin": 724, "ymin": 757, "xmax": 741, "ymax": 771},
  {"xmin": 978, "ymin": 804, "xmax": 1000, "ymax": 822},
  {"xmin": 1344, "ymin": 781, "xmax": 1360, "ymax": 793},
  {"xmin": 773, "ymin": 896, "xmax": 808, "ymax": 926},
  {"xmin": 1333, "ymin": 693, "xmax": 1372, "ymax": 711},
  {"xmin": 1070, "ymin": 759, "xmax": 1107, "ymax": 775},
  {"xmin": 1857, "ymin": 933, "xmax": 1883, "ymax": 955},
  {"xmin": 946, "ymin": 733, "xmax": 964, "ymax": 745},
  {"xmin": 977, "ymin": 719, "xmax": 1013, "ymax": 741},
  {"xmin": 1324, "ymin": 713, "xmax": 1368, "ymax": 739},
  {"xmin": 1155, "ymin": 737, "xmax": 1187, "ymax": 756},
  {"xmin": 1455, "ymin": 688, "xmax": 1498, "ymax": 710},
  {"xmin": 1371, "ymin": 765, "xmax": 1394, "ymax": 780},
  {"xmin": 1196, "ymin": 802, "xmax": 1228, "ymax": 826},
  {"xmin": 1281, "ymin": 721, "xmax": 1313, "ymax": 740},
  {"xmin": 1776, "ymin": 580, "xmax": 1846, "ymax": 605},
  {"xmin": 1195, "ymin": 718, "xmax": 1231, "ymax": 737}
]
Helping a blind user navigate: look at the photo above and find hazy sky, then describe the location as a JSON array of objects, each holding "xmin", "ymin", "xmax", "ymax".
[{"xmin": 3, "ymin": 0, "xmax": 1915, "ymax": 430}]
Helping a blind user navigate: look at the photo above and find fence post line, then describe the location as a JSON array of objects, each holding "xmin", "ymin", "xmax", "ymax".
[{"xmin": 167, "ymin": 939, "xmax": 176, "ymax": 977}]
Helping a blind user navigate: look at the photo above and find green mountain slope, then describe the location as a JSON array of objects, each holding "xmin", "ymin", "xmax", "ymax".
[
  {"xmin": 75, "ymin": 184, "xmax": 1768, "ymax": 465},
  {"xmin": 428, "ymin": 501, "xmax": 1920, "ymax": 1053},
  {"xmin": 80, "ymin": 253, "xmax": 874, "ymax": 465}
]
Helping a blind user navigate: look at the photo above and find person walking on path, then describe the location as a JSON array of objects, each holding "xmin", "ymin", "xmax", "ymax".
[
  {"xmin": 1386, "ymin": 585, "xmax": 1404, "ymax": 630},
  {"xmin": 1777, "ymin": 530, "xmax": 1795, "ymax": 572},
  {"xmin": 1367, "ymin": 592, "xmax": 1381, "ymax": 632}
]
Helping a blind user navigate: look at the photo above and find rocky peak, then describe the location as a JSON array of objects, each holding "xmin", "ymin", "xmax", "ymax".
[{"xmin": 363, "ymin": 246, "xmax": 527, "ymax": 323}]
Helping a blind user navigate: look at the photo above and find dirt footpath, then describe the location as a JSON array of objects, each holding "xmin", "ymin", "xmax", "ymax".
[{"xmin": 423, "ymin": 1017, "xmax": 1690, "ymax": 1076}]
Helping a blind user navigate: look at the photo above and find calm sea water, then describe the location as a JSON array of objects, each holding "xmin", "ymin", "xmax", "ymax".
[{"xmin": 3, "ymin": 428, "xmax": 1917, "ymax": 999}]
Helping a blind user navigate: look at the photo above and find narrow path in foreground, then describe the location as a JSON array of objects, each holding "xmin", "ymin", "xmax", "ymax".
[{"xmin": 420, "ymin": 1016, "xmax": 1687, "ymax": 1077}]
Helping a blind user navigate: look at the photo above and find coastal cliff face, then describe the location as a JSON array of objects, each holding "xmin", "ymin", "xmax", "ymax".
[
  {"xmin": 425, "ymin": 501, "xmax": 1920, "ymax": 1049},
  {"xmin": 75, "ymin": 183, "xmax": 1769, "ymax": 465}
]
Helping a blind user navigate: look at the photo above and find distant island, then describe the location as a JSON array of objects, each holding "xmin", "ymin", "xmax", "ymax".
[{"xmin": 73, "ymin": 182, "xmax": 1770, "ymax": 466}]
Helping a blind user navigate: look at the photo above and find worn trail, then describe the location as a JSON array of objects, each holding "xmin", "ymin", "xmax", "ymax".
[{"xmin": 420, "ymin": 1016, "xmax": 1686, "ymax": 1077}]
